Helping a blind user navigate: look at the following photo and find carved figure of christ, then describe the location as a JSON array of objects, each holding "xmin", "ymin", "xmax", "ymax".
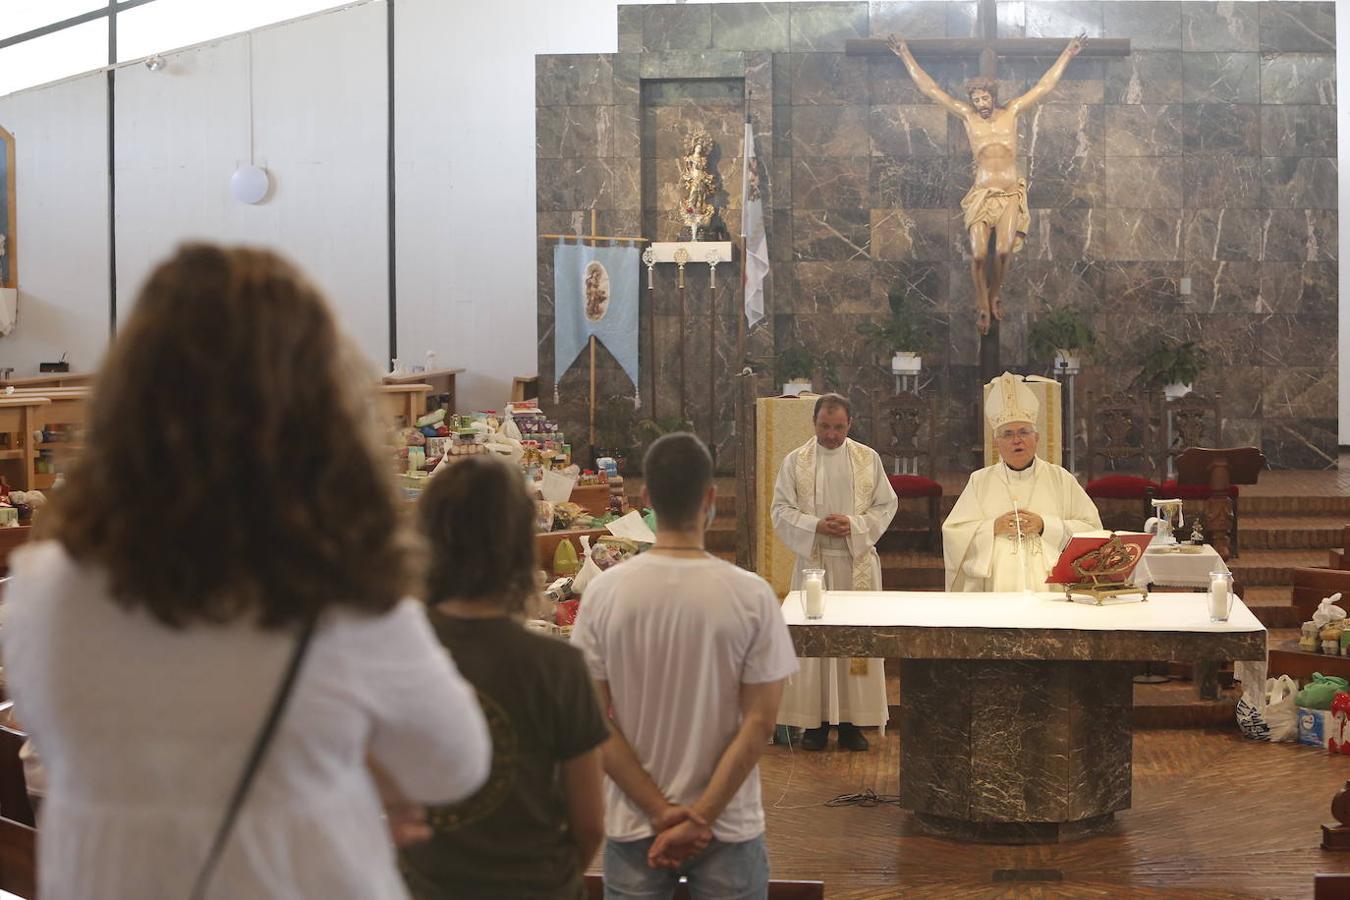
[{"xmin": 888, "ymin": 34, "xmax": 1084, "ymax": 335}]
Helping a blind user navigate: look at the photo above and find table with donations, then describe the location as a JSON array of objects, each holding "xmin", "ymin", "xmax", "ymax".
[{"xmin": 782, "ymin": 590, "xmax": 1266, "ymax": 843}]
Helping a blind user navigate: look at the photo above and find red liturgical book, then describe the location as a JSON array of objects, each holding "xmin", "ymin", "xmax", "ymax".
[{"xmin": 1045, "ymin": 533, "xmax": 1153, "ymax": 585}]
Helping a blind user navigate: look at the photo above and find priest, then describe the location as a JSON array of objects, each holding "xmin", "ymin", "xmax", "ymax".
[
  {"xmin": 771, "ymin": 394, "xmax": 898, "ymax": 751},
  {"xmin": 943, "ymin": 373, "xmax": 1102, "ymax": 592}
]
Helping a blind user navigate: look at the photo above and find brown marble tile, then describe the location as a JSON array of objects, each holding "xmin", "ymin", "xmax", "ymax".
[
  {"xmin": 1183, "ymin": 259, "xmax": 1262, "ymax": 314},
  {"xmin": 1024, "ymin": 207, "xmax": 1103, "ymax": 261},
  {"xmin": 1257, "ymin": 261, "xmax": 1338, "ymax": 315},
  {"xmin": 1102, "ymin": 261, "xmax": 1183, "ymax": 307},
  {"xmin": 794, "ymin": 156, "xmax": 871, "ymax": 208},
  {"xmin": 1181, "ymin": 52, "xmax": 1260, "ymax": 103},
  {"xmin": 1262, "ymin": 368, "xmax": 1337, "ymax": 420},
  {"xmin": 869, "ymin": 104, "xmax": 948, "ymax": 158},
  {"xmin": 641, "ymin": 4, "xmax": 712, "ymax": 51},
  {"xmin": 788, "ymin": 52, "xmax": 868, "ymax": 105},
  {"xmin": 1103, "ymin": 2, "xmax": 1182, "ymax": 51},
  {"xmin": 1025, "ymin": 153, "xmax": 1105, "ymax": 208},
  {"xmin": 872, "ymin": 156, "xmax": 954, "ymax": 209},
  {"xmin": 871, "ymin": 260, "xmax": 948, "ymax": 315},
  {"xmin": 1097, "ymin": 209, "xmax": 1184, "ymax": 261},
  {"xmin": 1260, "ymin": 418, "xmax": 1338, "ymax": 470},
  {"xmin": 1260, "ymin": 53, "xmax": 1337, "ymax": 105},
  {"xmin": 617, "ymin": 5, "xmax": 642, "ymax": 53},
  {"xmin": 793, "ymin": 209, "xmax": 871, "ymax": 262},
  {"xmin": 1003, "ymin": 58, "xmax": 1105, "ymax": 105},
  {"xmin": 870, "ymin": 207, "xmax": 953, "ymax": 263},
  {"xmin": 1182, "ymin": 1, "xmax": 1260, "ymax": 51},
  {"xmin": 1258, "ymin": 314, "xmax": 1337, "ymax": 369},
  {"xmin": 868, "ymin": 0, "xmax": 948, "ymax": 38},
  {"xmin": 1261, "ymin": 106, "xmax": 1337, "ymax": 158},
  {"xmin": 1103, "ymin": 104, "xmax": 1182, "ymax": 157},
  {"xmin": 1105, "ymin": 51, "xmax": 1182, "ymax": 104},
  {"xmin": 789, "ymin": 1, "xmax": 869, "ymax": 51},
  {"xmin": 1258, "ymin": 1, "xmax": 1336, "ymax": 53},
  {"xmin": 1103, "ymin": 157, "xmax": 1183, "ymax": 209},
  {"xmin": 1260, "ymin": 209, "xmax": 1338, "ymax": 262},
  {"xmin": 1025, "ymin": 1, "xmax": 1104, "ymax": 38},
  {"xmin": 1182, "ymin": 208, "xmax": 1263, "ymax": 262},
  {"xmin": 792, "ymin": 261, "xmax": 875, "ymax": 315},
  {"xmin": 789, "ymin": 105, "xmax": 870, "ymax": 157},
  {"xmin": 1181, "ymin": 103, "xmax": 1261, "ymax": 156},
  {"xmin": 536, "ymin": 54, "xmax": 614, "ymax": 107},
  {"xmin": 711, "ymin": 3, "xmax": 791, "ymax": 52},
  {"xmin": 1262, "ymin": 158, "xmax": 1338, "ymax": 210},
  {"xmin": 536, "ymin": 105, "xmax": 613, "ymax": 158},
  {"xmin": 1183, "ymin": 154, "xmax": 1262, "ymax": 209}
]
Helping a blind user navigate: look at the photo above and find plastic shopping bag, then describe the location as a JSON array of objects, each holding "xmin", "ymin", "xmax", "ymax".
[
  {"xmin": 1264, "ymin": 675, "xmax": 1299, "ymax": 742},
  {"xmin": 1234, "ymin": 660, "xmax": 1270, "ymax": 741}
]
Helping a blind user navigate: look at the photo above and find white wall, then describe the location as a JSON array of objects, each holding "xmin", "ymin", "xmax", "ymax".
[
  {"xmin": 394, "ymin": 0, "xmax": 620, "ymax": 410},
  {"xmin": 0, "ymin": 74, "xmax": 110, "ymax": 374},
  {"xmin": 115, "ymin": 3, "xmax": 389, "ymax": 367}
]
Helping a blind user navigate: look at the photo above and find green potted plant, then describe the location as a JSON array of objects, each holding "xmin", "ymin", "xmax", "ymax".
[
  {"xmin": 855, "ymin": 286, "xmax": 930, "ymax": 374},
  {"xmin": 775, "ymin": 345, "xmax": 817, "ymax": 396},
  {"xmin": 592, "ymin": 397, "xmax": 636, "ymax": 473},
  {"xmin": 1138, "ymin": 337, "xmax": 1207, "ymax": 400},
  {"xmin": 1027, "ymin": 304, "xmax": 1096, "ymax": 374}
]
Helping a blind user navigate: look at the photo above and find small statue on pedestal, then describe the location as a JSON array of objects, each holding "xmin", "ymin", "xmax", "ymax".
[{"xmin": 676, "ymin": 131, "xmax": 727, "ymax": 242}]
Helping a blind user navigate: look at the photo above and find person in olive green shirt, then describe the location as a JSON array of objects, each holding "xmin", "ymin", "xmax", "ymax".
[{"xmin": 400, "ymin": 456, "xmax": 609, "ymax": 900}]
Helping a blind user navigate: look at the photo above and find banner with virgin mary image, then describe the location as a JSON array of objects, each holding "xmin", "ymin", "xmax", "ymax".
[{"xmin": 553, "ymin": 241, "xmax": 640, "ymax": 394}]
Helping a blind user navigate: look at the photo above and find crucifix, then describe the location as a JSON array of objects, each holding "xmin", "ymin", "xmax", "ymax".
[{"xmin": 848, "ymin": 0, "xmax": 1129, "ymax": 382}]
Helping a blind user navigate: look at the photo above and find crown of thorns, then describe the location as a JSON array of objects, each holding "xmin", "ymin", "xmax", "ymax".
[{"xmin": 963, "ymin": 77, "xmax": 999, "ymax": 100}]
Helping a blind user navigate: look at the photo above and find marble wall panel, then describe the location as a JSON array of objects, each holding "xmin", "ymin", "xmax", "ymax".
[
  {"xmin": 1263, "ymin": 158, "xmax": 1339, "ymax": 210},
  {"xmin": 789, "ymin": 53, "xmax": 869, "ymax": 105},
  {"xmin": 790, "ymin": 105, "xmax": 870, "ymax": 157},
  {"xmin": 1025, "ymin": 1, "xmax": 1104, "ymax": 38},
  {"xmin": 872, "ymin": 157, "xmax": 954, "ymax": 209},
  {"xmin": 1259, "ymin": 314, "xmax": 1337, "ymax": 371},
  {"xmin": 711, "ymin": 3, "xmax": 791, "ymax": 52},
  {"xmin": 1181, "ymin": 2, "xmax": 1260, "ymax": 52},
  {"xmin": 1102, "ymin": 2, "xmax": 1182, "ymax": 51},
  {"xmin": 1182, "ymin": 208, "xmax": 1264, "ymax": 262},
  {"xmin": 536, "ymin": 55, "xmax": 614, "ymax": 107},
  {"xmin": 1181, "ymin": 104, "xmax": 1261, "ymax": 156},
  {"xmin": 868, "ymin": 1, "xmax": 948, "ymax": 39},
  {"xmin": 869, "ymin": 105, "xmax": 948, "ymax": 158},
  {"xmin": 872, "ymin": 260, "xmax": 949, "ymax": 314},
  {"xmin": 617, "ymin": 6, "xmax": 643, "ymax": 54},
  {"xmin": 1023, "ymin": 104, "xmax": 1103, "ymax": 159},
  {"xmin": 1103, "ymin": 104, "xmax": 1182, "ymax": 156},
  {"xmin": 641, "ymin": 4, "xmax": 713, "ymax": 51},
  {"xmin": 1025, "ymin": 208, "xmax": 1103, "ymax": 261},
  {"xmin": 1025, "ymin": 154, "xmax": 1105, "ymax": 208},
  {"xmin": 1104, "ymin": 157, "xmax": 1183, "ymax": 209},
  {"xmin": 789, "ymin": 1, "xmax": 869, "ymax": 51},
  {"xmin": 793, "ymin": 261, "xmax": 875, "ymax": 315},
  {"xmin": 1261, "ymin": 106, "xmax": 1337, "ymax": 158},
  {"xmin": 1258, "ymin": 2, "xmax": 1336, "ymax": 53},
  {"xmin": 1184, "ymin": 259, "xmax": 1263, "ymax": 314},
  {"xmin": 871, "ymin": 208, "xmax": 951, "ymax": 262},
  {"xmin": 1260, "ymin": 209, "xmax": 1338, "ymax": 262},
  {"xmin": 1262, "ymin": 367, "xmax": 1337, "ymax": 420},
  {"xmin": 1261, "ymin": 418, "xmax": 1338, "ymax": 469},
  {"xmin": 793, "ymin": 208, "xmax": 871, "ymax": 261},
  {"xmin": 1184, "ymin": 154, "xmax": 1263, "ymax": 209},
  {"xmin": 1105, "ymin": 51, "xmax": 1183, "ymax": 104},
  {"xmin": 1181, "ymin": 52, "xmax": 1260, "ymax": 103},
  {"xmin": 1260, "ymin": 53, "xmax": 1337, "ymax": 106},
  {"xmin": 536, "ymin": 105, "xmax": 613, "ymax": 158},
  {"xmin": 1098, "ymin": 209, "xmax": 1184, "ymax": 261},
  {"xmin": 1003, "ymin": 58, "xmax": 1106, "ymax": 106},
  {"xmin": 1258, "ymin": 262, "xmax": 1338, "ymax": 315},
  {"xmin": 1101, "ymin": 262, "xmax": 1184, "ymax": 312},
  {"xmin": 795, "ymin": 156, "xmax": 872, "ymax": 208}
]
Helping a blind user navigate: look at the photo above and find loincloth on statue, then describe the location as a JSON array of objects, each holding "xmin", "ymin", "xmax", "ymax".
[{"xmin": 961, "ymin": 179, "xmax": 1031, "ymax": 254}]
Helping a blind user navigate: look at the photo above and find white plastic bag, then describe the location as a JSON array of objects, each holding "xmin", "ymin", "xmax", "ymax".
[
  {"xmin": 1264, "ymin": 675, "xmax": 1300, "ymax": 742},
  {"xmin": 1234, "ymin": 660, "xmax": 1269, "ymax": 740},
  {"xmin": 1313, "ymin": 593, "xmax": 1346, "ymax": 629},
  {"xmin": 571, "ymin": 535, "xmax": 604, "ymax": 596}
]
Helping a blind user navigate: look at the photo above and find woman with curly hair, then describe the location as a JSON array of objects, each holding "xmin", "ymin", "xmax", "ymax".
[{"xmin": 0, "ymin": 243, "xmax": 490, "ymax": 899}]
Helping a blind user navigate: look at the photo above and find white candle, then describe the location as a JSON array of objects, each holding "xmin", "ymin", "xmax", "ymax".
[
  {"xmin": 804, "ymin": 577, "xmax": 824, "ymax": 619},
  {"xmin": 1209, "ymin": 577, "xmax": 1230, "ymax": 621}
]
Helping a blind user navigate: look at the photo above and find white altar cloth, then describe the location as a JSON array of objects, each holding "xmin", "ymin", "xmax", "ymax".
[
  {"xmin": 1134, "ymin": 545, "xmax": 1228, "ymax": 588},
  {"xmin": 781, "ymin": 590, "xmax": 1265, "ymax": 635}
]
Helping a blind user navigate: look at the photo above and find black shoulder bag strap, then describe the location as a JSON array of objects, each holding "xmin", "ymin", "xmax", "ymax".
[{"xmin": 187, "ymin": 616, "xmax": 319, "ymax": 900}]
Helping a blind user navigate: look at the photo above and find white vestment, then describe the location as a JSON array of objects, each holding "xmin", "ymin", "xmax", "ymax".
[
  {"xmin": 771, "ymin": 438, "xmax": 898, "ymax": 728},
  {"xmin": 942, "ymin": 459, "xmax": 1102, "ymax": 592}
]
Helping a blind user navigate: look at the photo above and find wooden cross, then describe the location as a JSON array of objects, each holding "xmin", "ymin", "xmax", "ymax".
[{"xmin": 849, "ymin": 0, "xmax": 1129, "ymax": 382}]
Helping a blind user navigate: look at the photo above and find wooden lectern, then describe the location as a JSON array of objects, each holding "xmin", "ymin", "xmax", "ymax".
[{"xmin": 1175, "ymin": 447, "xmax": 1265, "ymax": 561}]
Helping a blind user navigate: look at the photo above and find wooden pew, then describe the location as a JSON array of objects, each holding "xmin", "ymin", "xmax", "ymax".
[
  {"xmin": 0, "ymin": 816, "xmax": 35, "ymax": 899},
  {"xmin": 584, "ymin": 874, "xmax": 824, "ymax": 898}
]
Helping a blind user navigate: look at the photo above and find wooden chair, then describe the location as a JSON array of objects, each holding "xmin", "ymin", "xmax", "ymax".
[
  {"xmin": 871, "ymin": 391, "xmax": 943, "ymax": 553},
  {"xmin": 584, "ymin": 873, "xmax": 824, "ymax": 899},
  {"xmin": 1083, "ymin": 388, "xmax": 1159, "ymax": 528},
  {"xmin": 1157, "ymin": 391, "xmax": 1240, "ymax": 555},
  {"xmin": 0, "ymin": 816, "xmax": 35, "ymax": 898},
  {"xmin": 0, "ymin": 704, "xmax": 34, "ymax": 828}
]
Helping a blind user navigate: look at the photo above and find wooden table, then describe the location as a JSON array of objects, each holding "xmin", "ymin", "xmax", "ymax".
[
  {"xmin": 0, "ymin": 372, "xmax": 91, "ymax": 390},
  {"xmin": 784, "ymin": 590, "xmax": 1266, "ymax": 843},
  {"xmin": 6, "ymin": 388, "xmax": 89, "ymax": 489},
  {"xmin": 383, "ymin": 369, "xmax": 464, "ymax": 414},
  {"xmin": 0, "ymin": 397, "xmax": 50, "ymax": 491},
  {"xmin": 378, "ymin": 383, "xmax": 434, "ymax": 427}
]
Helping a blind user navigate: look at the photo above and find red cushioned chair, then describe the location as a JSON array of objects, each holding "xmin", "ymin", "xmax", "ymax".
[
  {"xmin": 872, "ymin": 391, "xmax": 942, "ymax": 552},
  {"xmin": 1083, "ymin": 389, "xmax": 1159, "ymax": 527}
]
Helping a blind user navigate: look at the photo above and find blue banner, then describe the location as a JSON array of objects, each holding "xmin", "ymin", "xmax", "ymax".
[{"xmin": 554, "ymin": 242, "xmax": 640, "ymax": 395}]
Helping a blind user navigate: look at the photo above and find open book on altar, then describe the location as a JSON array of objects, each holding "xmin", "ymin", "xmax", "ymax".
[{"xmin": 1046, "ymin": 531, "xmax": 1153, "ymax": 587}]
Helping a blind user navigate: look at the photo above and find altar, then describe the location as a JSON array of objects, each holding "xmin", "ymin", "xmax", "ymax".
[{"xmin": 782, "ymin": 590, "xmax": 1266, "ymax": 843}]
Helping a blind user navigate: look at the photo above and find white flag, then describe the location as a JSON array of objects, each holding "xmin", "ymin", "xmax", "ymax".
[{"xmin": 740, "ymin": 121, "xmax": 768, "ymax": 331}]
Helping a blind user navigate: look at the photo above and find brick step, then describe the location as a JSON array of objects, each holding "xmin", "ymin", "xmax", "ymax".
[
  {"xmin": 1226, "ymin": 550, "xmax": 1329, "ymax": 586},
  {"xmin": 1241, "ymin": 587, "xmax": 1303, "ymax": 628},
  {"xmin": 1237, "ymin": 516, "xmax": 1345, "ymax": 551},
  {"xmin": 1132, "ymin": 680, "xmax": 1239, "ymax": 729},
  {"xmin": 1242, "ymin": 495, "xmax": 1350, "ymax": 516}
]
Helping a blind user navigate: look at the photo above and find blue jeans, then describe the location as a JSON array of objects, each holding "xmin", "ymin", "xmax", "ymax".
[{"xmin": 603, "ymin": 834, "xmax": 769, "ymax": 900}]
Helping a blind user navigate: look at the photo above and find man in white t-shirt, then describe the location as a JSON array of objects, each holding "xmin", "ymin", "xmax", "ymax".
[{"xmin": 573, "ymin": 433, "xmax": 798, "ymax": 898}]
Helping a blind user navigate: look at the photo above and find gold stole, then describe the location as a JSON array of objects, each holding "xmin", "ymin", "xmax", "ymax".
[{"xmin": 793, "ymin": 438, "xmax": 877, "ymax": 676}]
